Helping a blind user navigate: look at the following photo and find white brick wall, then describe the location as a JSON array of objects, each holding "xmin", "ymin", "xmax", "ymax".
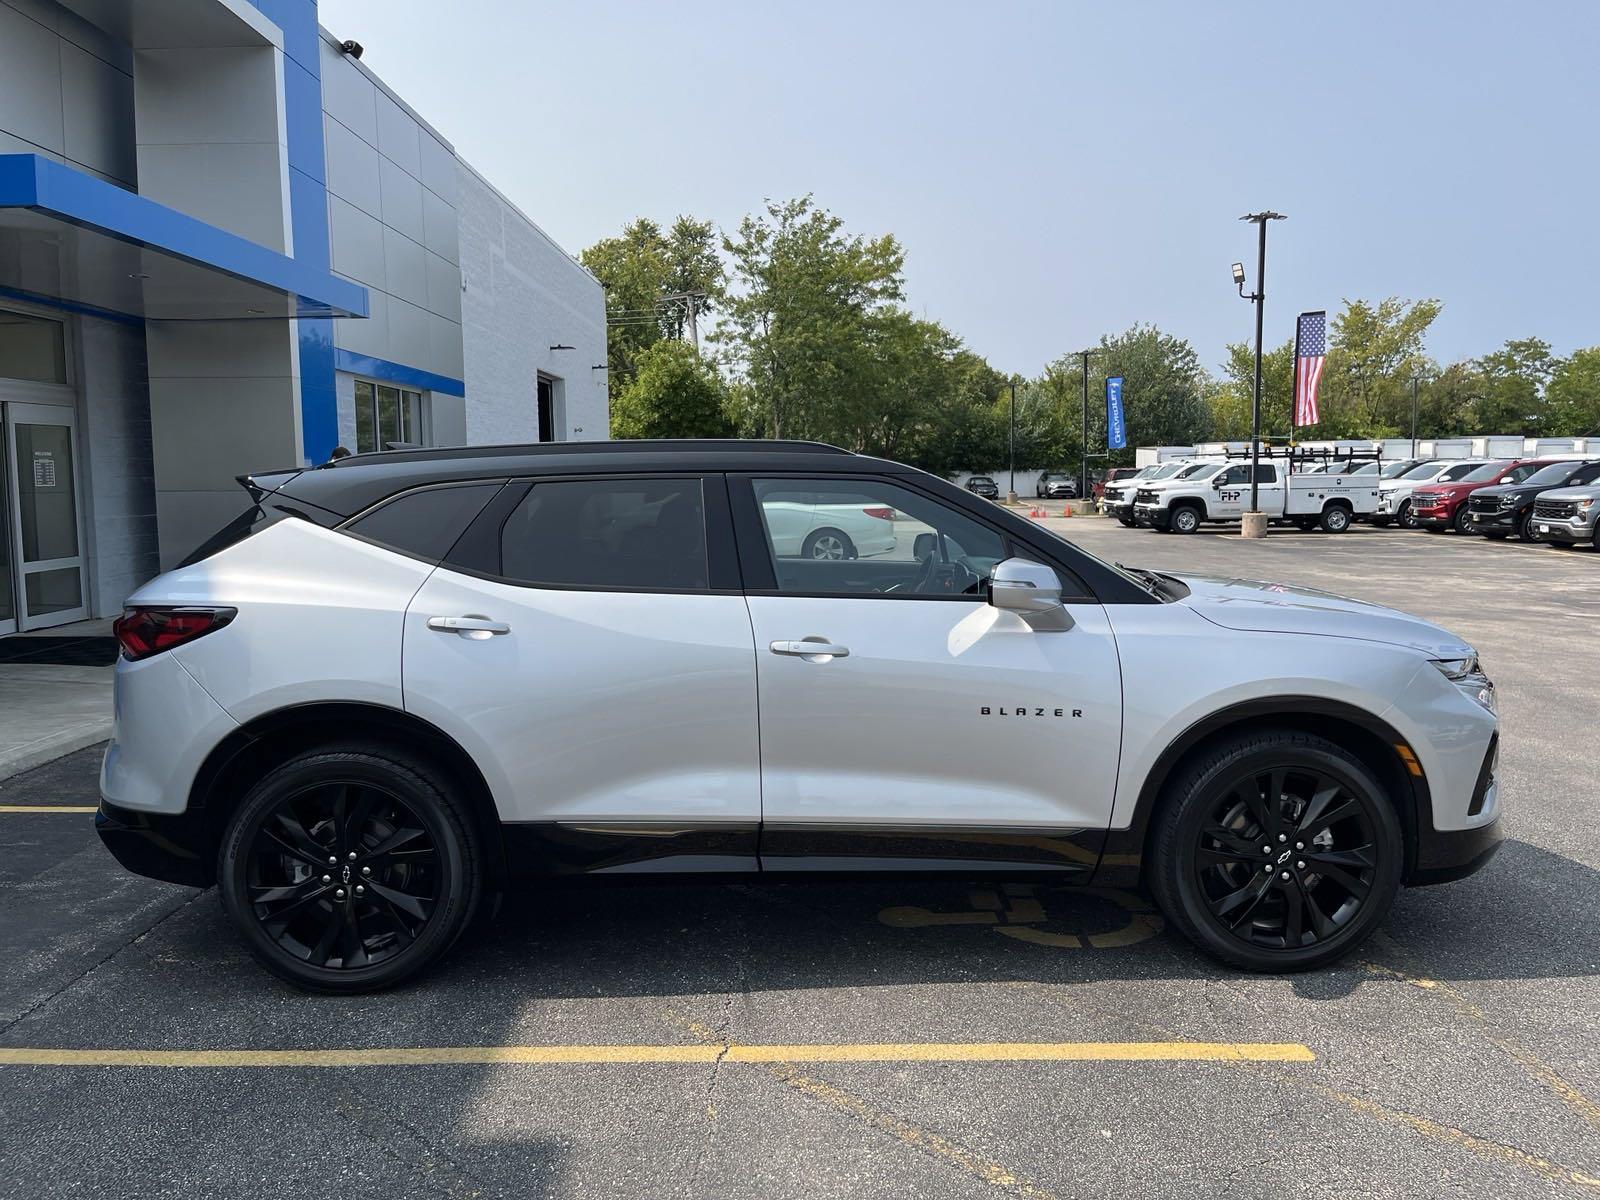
[{"xmin": 457, "ymin": 163, "xmax": 608, "ymax": 445}]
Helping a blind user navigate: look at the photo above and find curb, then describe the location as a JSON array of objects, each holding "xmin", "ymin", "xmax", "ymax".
[{"xmin": 0, "ymin": 724, "xmax": 111, "ymax": 783}]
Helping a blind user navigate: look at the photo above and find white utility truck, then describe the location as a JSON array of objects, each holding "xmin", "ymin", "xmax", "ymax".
[{"xmin": 1132, "ymin": 459, "xmax": 1380, "ymax": 533}]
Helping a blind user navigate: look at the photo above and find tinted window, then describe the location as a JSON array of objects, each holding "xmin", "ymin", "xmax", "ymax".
[
  {"xmin": 1571, "ymin": 464, "xmax": 1600, "ymax": 486},
  {"xmin": 753, "ymin": 477, "xmax": 1008, "ymax": 597},
  {"xmin": 346, "ymin": 483, "xmax": 501, "ymax": 561},
  {"xmin": 1438, "ymin": 462, "xmax": 1485, "ymax": 482},
  {"xmin": 1501, "ymin": 462, "xmax": 1546, "ymax": 484},
  {"xmin": 1220, "ymin": 464, "xmax": 1275, "ymax": 484},
  {"xmin": 1521, "ymin": 461, "xmax": 1587, "ymax": 487},
  {"xmin": 500, "ymin": 478, "xmax": 708, "ymax": 590}
]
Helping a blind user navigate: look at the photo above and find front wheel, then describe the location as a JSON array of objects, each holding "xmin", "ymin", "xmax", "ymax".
[
  {"xmin": 1516, "ymin": 511, "xmax": 1535, "ymax": 542},
  {"xmin": 1169, "ymin": 506, "xmax": 1201, "ymax": 534},
  {"xmin": 1319, "ymin": 505, "xmax": 1351, "ymax": 534},
  {"xmin": 1118, "ymin": 516, "xmax": 1137, "ymax": 528},
  {"xmin": 218, "ymin": 747, "xmax": 481, "ymax": 992},
  {"xmin": 1148, "ymin": 729, "xmax": 1402, "ymax": 972},
  {"xmin": 1396, "ymin": 500, "xmax": 1417, "ymax": 530},
  {"xmin": 1453, "ymin": 506, "xmax": 1475, "ymax": 535}
]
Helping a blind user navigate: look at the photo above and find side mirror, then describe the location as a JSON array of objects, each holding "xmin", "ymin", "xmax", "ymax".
[
  {"xmin": 988, "ymin": 558, "xmax": 1073, "ymax": 631},
  {"xmin": 1212, "ymin": 475, "xmax": 1225, "ymax": 489},
  {"xmin": 913, "ymin": 532, "xmax": 937, "ymax": 561}
]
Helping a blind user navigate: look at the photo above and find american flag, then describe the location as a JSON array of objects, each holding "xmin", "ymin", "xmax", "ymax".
[{"xmin": 1294, "ymin": 310, "xmax": 1327, "ymax": 427}]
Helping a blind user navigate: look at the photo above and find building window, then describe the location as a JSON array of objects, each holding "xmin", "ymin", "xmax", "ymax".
[
  {"xmin": 354, "ymin": 380, "xmax": 427, "ymax": 453},
  {"xmin": 0, "ymin": 310, "xmax": 67, "ymax": 385}
]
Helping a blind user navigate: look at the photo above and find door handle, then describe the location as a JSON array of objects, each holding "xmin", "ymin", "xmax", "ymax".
[
  {"xmin": 428, "ymin": 615, "xmax": 511, "ymax": 639},
  {"xmin": 770, "ymin": 638, "xmax": 849, "ymax": 661}
]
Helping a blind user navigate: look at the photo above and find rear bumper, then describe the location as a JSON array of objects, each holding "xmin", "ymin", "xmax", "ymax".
[{"xmin": 95, "ymin": 800, "xmax": 212, "ymax": 887}]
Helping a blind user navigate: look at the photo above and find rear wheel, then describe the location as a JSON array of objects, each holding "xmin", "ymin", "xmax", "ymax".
[
  {"xmin": 218, "ymin": 747, "xmax": 481, "ymax": 993},
  {"xmin": 1148, "ymin": 729, "xmax": 1402, "ymax": 972},
  {"xmin": 1170, "ymin": 506, "xmax": 1201, "ymax": 534},
  {"xmin": 802, "ymin": 528, "xmax": 857, "ymax": 560},
  {"xmin": 1319, "ymin": 504, "xmax": 1351, "ymax": 534}
]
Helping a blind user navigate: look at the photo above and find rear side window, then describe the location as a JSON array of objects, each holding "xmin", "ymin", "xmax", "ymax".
[
  {"xmin": 499, "ymin": 478, "xmax": 709, "ymax": 591},
  {"xmin": 345, "ymin": 483, "xmax": 502, "ymax": 561}
]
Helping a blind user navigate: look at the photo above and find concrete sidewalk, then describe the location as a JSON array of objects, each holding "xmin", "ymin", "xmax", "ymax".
[{"xmin": 0, "ymin": 663, "xmax": 112, "ymax": 781}]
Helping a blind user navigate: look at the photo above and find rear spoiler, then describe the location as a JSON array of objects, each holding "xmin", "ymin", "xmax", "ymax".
[{"xmin": 237, "ymin": 468, "xmax": 306, "ymax": 503}]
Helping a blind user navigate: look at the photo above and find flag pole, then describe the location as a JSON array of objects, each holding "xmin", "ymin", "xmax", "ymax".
[{"xmin": 1290, "ymin": 314, "xmax": 1302, "ymax": 463}]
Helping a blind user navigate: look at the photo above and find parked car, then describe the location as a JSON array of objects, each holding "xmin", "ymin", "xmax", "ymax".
[
  {"xmin": 1373, "ymin": 461, "xmax": 1489, "ymax": 529},
  {"xmin": 1134, "ymin": 460, "xmax": 1378, "ymax": 533},
  {"xmin": 1095, "ymin": 466, "xmax": 1142, "ymax": 501},
  {"xmin": 965, "ymin": 475, "xmax": 1000, "ymax": 499},
  {"xmin": 1467, "ymin": 458, "xmax": 1600, "ymax": 541},
  {"xmin": 1411, "ymin": 460, "xmax": 1539, "ymax": 534},
  {"xmin": 97, "ymin": 439, "xmax": 1501, "ymax": 990},
  {"xmin": 1103, "ymin": 463, "xmax": 1178, "ymax": 524},
  {"xmin": 1036, "ymin": 472, "xmax": 1079, "ymax": 499},
  {"xmin": 1530, "ymin": 474, "xmax": 1600, "ymax": 548},
  {"xmin": 1115, "ymin": 461, "xmax": 1226, "ymax": 525},
  {"xmin": 757, "ymin": 490, "xmax": 899, "ymax": 559}
]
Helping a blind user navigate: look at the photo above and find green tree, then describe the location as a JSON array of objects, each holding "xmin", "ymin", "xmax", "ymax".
[
  {"xmin": 1470, "ymin": 337, "xmax": 1556, "ymax": 434},
  {"xmin": 580, "ymin": 216, "xmax": 724, "ymax": 399},
  {"xmin": 716, "ymin": 196, "xmax": 905, "ymax": 441},
  {"xmin": 1319, "ymin": 297, "xmax": 1442, "ymax": 437},
  {"xmin": 1545, "ymin": 347, "xmax": 1600, "ymax": 436},
  {"xmin": 1210, "ymin": 339, "xmax": 1294, "ymax": 442},
  {"xmin": 609, "ymin": 340, "xmax": 733, "ymax": 439}
]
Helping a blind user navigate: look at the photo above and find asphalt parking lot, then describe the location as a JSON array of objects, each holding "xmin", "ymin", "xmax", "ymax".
[{"xmin": 2, "ymin": 521, "xmax": 1597, "ymax": 1199}]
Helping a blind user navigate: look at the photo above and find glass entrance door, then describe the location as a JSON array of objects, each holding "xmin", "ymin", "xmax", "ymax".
[
  {"xmin": 3, "ymin": 402, "xmax": 88, "ymax": 629},
  {"xmin": 0, "ymin": 430, "xmax": 14, "ymax": 635}
]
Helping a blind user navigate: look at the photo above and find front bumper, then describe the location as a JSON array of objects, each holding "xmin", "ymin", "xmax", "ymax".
[
  {"xmin": 1414, "ymin": 508, "xmax": 1456, "ymax": 529},
  {"xmin": 96, "ymin": 800, "xmax": 213, "ymax": 887},
  {"xmin": 1410, "ymin": 815, "xmax": 1503, "ymax": 885},
  {"xmin": 1133, "ymin": 503, "xmax": 1165, "ymax": 526},
  {"xmin": 1530, "ymin": 517, "xmax": 1594, "ymax": 543},
  {"xmin": 1467, "ymin": 509, "xmax": 1518, "ymax": 531}
]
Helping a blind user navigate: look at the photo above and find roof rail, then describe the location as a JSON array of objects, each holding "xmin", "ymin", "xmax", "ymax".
[{"xmin": 327, "ymin": 438, "xmax": 853, "ymax": 468}]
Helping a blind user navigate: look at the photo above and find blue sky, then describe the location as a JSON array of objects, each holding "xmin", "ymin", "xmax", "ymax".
[{"xmin": 318, "ymin": 1, "xmax": 1599, "ymax": 376}]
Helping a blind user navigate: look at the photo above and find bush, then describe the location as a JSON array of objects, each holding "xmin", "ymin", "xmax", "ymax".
[{"xmin": 610, "ymin": 340, "xmax": 734, "ymax": 439}]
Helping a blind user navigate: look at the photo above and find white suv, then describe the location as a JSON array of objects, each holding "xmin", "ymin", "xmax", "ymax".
[{"xmin": 98, "ymin": 440, "xmax": 1503, "ymax": 991}]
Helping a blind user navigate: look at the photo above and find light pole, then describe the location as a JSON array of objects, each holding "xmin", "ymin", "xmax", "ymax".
[
  {"xmin": 1233, "ymin": 211, "xmax": 1286, "ymax": 521},
  {"xmin": 1007, "ymin": 379, "xmax": 1018, "ymax": 504}
]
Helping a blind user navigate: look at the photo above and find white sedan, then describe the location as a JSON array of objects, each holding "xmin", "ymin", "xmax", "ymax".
[{"xmin": 760, "ymin": 494, "xmax": 899, "ymax": 559}]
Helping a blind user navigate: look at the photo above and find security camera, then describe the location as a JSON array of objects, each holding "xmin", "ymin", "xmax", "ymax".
[{"xmin": 340, "ymin": 40, "xmax": 363, "ymax": 59}]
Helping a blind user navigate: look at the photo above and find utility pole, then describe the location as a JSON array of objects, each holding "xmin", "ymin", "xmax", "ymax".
[
  {"xmin": 1410, "ymin": 376, "xmax": 1420, "ymax": 458},
  {"xmin": 1007, "ymin": 379, "xmax": 1018, "ymax": 505},
  {"xmin": 1233, "ymin": 212, "xmax": 1286, "ymax": 527},
  {"xmin": 1079, "ymin": 349, "xmax": 1093, "ymax": 500},
  {"xmin": 659, "ymin": 291, "xmax": 705, "ymax": 352}
]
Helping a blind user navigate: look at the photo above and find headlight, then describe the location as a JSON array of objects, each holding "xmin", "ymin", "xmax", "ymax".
[
  {"xmin": 1578, "ymin": 498, "xmax": 1595, "ymax": 511},
  {"xmin": 1434, "ymin": 655, "xmax": 1496, "ymax": 714}
]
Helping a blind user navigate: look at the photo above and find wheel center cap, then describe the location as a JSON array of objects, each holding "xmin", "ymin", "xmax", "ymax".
[
  {"xmin": 341, "ymin": 864, "xmax": 352, "ymax": 884},
  {"xmin": 1276, "ymin": 849, "xmax": 1293, "ymax": 866}
]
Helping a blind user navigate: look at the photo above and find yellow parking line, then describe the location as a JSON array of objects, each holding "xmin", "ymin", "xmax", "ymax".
[
  {"xmin": 0, "ymin": 806, "xmax": 98, "ymax": 814},
  {"xmin": 0, "ymin": 1041, "xmax": 1313, "ymax": 1069}
]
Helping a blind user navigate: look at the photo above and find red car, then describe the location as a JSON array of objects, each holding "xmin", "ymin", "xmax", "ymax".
[
  {"xmin": 1410, "ymin": 459, "xmax": 1546, "ymax": 533},
  {"xmin": 1094, "ymin": 466, "xmax": 1142, "ymax": 501}
]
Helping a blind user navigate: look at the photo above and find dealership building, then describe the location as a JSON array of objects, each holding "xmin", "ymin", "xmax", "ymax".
[{"xmin": 0, "ymin": 0, "xmax": 607, "ymax": 635}]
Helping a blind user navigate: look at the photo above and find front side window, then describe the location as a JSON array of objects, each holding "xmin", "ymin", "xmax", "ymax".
[
  {"xmin": 1219, "ymin": 464, "xmax": 1274, "ymax": 485},
  {"xmin": 354, "ymin": 380, "xmax": 426, "ymax": 453},
  {"xmin": 499, "ymin": 478, "xmax": 708, "ymax": 591},
  {"xmin": 753, "ymin": 478, "xmax": 1006, "ymax": 597}
]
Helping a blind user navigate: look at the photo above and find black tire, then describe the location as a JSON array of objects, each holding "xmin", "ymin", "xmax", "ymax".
[
  {"xmin": 1118, "ymin": 516, "xmax": 1137, "ymax": 528},
  {"xmin": 1396, "ymin": 500, "xmax": 1417, "ymax": 530},
  {"xmin": 1148, "ymin": 728, "xmax": 1403, "ymax": 972},
  {"xmin": 1516, "ymin": 511, "xmax": 1534, "ymax": 542},
  {"xmin": 1453, "ymin": 506, "xmax": 1475, "ymax": 535},
  {"xmin": 1170, "ymin": 505, "xmax": 1201, "ymax": 535},
  {"xmin": 1319, "ymin": 505, "xmax": 1351, "ymax": 534},
  {"xmin": 218, "ymin": 746, "xmax": 481, "ymax": 993},
  {"xmin": 802, "ymin": 527, "xmax": 857, "ymax": 560},
  {"xmin": 1548, "ymin": 539, "xmax": 1576, "ymax": 548}
]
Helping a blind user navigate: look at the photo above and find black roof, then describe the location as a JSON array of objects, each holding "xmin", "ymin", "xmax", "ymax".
[{"xmin": 251, "ymin": 439, "xmax": 918, "ymax": 518}]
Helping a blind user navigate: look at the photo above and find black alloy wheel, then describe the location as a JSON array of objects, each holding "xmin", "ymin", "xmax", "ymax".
[
  {"xmin": 1150, "ymin": 730, "xmax": 1402, "ymax": 971},
  {"xmin": 219, "ymin": 748, "xmax": 479, "ymax": 992},
  {"xmin": 1397, "ymin": 499, "xmax": 1418, "ymax": 529},
  {"xmin": 1516, "ymin": 510, "xmax": 1535, "ymax": 542},
  {"xmin": 1453, "ymin": 505, "xmax": 1475, "ymax": 535}
]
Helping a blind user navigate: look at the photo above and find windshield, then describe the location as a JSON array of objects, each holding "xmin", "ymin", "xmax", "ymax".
[
  {"xmin": 1181, "ymin": 463, "xmax": 1225, "ymax": 480},
  {"xmin": 1522, "ymin": 461, "xmax": 1585, "ymax": 487},
  {"xmin": 1381, "ymin": 460, "xmax": 1420, "ymax": 478},
  {"xmin": 1145, "ymin": 463, "xmax": 1185, "ymax": 480},
  {"xmin": 970, "ymin": 476, "xmax": 994, "ymax": 484},
  {"xmin": 1399, "ymin": 461, "xmax": 1444, "ymax": 480},
  {"xmin": 1460, "ymin": 460, "xmax": 1512, "ymax": 483},
  {"xmin": 1438, "ymin": 462, "xmax": 1485, "ymax": 482}
]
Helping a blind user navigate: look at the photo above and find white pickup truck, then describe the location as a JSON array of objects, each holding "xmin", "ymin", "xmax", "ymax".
[{"xmin": 1132, "ymin": 460, "xmax": 1380, "ymax": 533}]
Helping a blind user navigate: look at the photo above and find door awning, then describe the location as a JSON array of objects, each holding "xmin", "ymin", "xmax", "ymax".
[{"xmin": 0, "ymin": 155, "xmax": 368, "ymax": 322}]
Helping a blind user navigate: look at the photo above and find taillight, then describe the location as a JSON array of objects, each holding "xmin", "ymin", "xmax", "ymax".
[
  {"xmin": 113, "ymin": 606, "xmax": 237, "ymax": 661},
  {"xmin": 863, "ymin": 506, "xmax": 895, "ymax": 520}
]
